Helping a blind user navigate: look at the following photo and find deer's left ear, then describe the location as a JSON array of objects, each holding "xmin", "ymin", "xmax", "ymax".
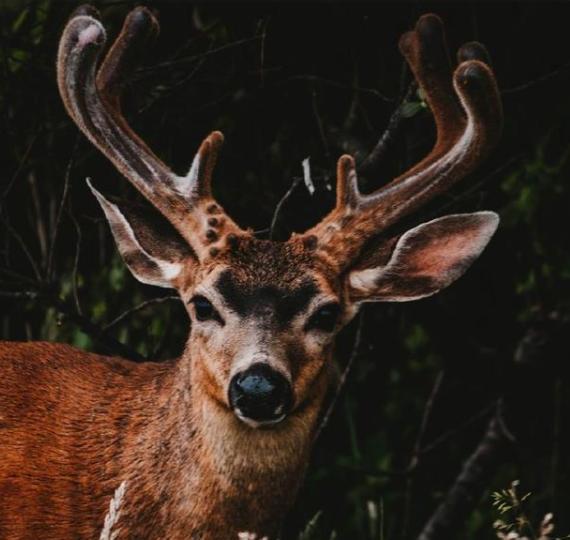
[{"xmin": 348, "ymin": 212, "xmax": 499, "ymax": 303}]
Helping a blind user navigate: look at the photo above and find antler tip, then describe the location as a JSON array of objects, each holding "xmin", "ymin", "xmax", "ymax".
[
  {"xmin": 457, "ymin": 41, "xmax": 491, "ymax": 66},
  {"xmin": 415, "ymin": 13, "xmax": 444, "ymax": 40},
  {"xmin": 187, "ymin": 132, "xmax": 225, "ymax": 196},
  {"xmin": 453, "ymin": 60, "xmax": 502, "ymax": 142},
  {"xmin": 399, "ymin": 13, "xmax": 447, "ymax": 65},
  {"xmin": 336, "ymin": 155, "xmax": 359, "ymax": 210},
  {"xmin": 61, "ymin": 10, "xmax": 105, "ymax": 51},
  {"xmin": 337, "ymin": 154, "xmax": 355, "ymax": 174},
  {"xmin": 71, "ymin": 4, "xmax": 99, "ymax": 19},
  {"xmin": 209, "ymin": 130, "xmax": 225, "ymax": 149},
  {"xmin": 197, "ymin": 137, "xmax": 211, "ymax": 156},
  {"xmin": 130, "ymin": 5, "xmax": 157, "ymax": 20},
  {"xmin": 126, "ymin": 5, "xmax": 160, "ymax": 37},
  {"xmin": 454, "ymin": 59, "xmax": 495, "ymax": 91},
  {"xmin": 79, "ymin": 21, "xmax": 105, "ymax": 47},
  {"xmin": 398, "ymin": 31, "xmax": 415, "ymax": 57}
]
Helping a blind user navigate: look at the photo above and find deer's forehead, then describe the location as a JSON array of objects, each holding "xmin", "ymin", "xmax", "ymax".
[{"xmin": 205, "ymin": 239, "xmax": 324, "ymax": 284}]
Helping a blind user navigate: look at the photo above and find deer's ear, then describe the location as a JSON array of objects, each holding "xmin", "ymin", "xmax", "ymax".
[
  {"xmin": 88, "ymin": 181, "xmax": 195, "ymax": 288},
  {"xmin": 348, "ymin": 212, "xmax": 499, "ymax": 303}
]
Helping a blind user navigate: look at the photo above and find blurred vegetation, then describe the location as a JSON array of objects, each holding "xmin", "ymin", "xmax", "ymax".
[{"xmin": 1, "ymin": 1, "xmax": 570, "ymax": 538}]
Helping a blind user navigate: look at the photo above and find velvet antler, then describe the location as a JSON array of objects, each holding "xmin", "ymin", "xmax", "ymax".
[
  {"xmin": 299, "ymin": 14, "xmax": 502, "ymax": 269},
  {"xmin": 57, "ymin": 5, "xmax": 245, "ymax": 261}
]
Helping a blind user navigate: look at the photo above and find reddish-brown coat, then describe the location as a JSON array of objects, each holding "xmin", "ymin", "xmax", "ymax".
[
  {"xmin": 0, "ymin": 8, "xmax": 503, "ymax": 539},
  {"xmin": 0, "ymin": 341, "xmax": 327, "ymax": 538}
]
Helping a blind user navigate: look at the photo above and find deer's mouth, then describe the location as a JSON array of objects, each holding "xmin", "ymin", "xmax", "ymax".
[{"xmin": 234, "ymin": 409, "xmax": 288, "ymax": 429}]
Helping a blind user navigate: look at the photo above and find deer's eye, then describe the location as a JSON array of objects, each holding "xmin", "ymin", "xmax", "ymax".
[
  {"xmin": 306, "ymin": 303, "xmax": 340, "ymax": 333},
  {"xmin": 191, "ymin": 295, "xmax": 222, "ymax": 323}
]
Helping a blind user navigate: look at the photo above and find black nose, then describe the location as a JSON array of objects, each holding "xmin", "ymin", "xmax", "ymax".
[{"xmin": 229, "ymin": 363, "xmax": 292, "ymax": 424}]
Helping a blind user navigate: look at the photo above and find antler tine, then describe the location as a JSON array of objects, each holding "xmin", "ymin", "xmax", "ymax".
[
  {"xmin": 335, "ymin": 155, "xmax": 360, "ymax": 209},
  {"xmin": 333, "ymin": 15, "xmax": 472, "ymax": 214},
  {"xmin": 57, "ymin": 6, "xmax": 243, "ymax": 260},
  {"xmin": 362, "ymin": 57, "xmax": 502, "ymax": 217},
  {"xmin": 57, "ymin": 9, "xmax": 171, "ymax": 205},
  {"xmin": 96, "ymin": 7, "xmax": 159, "ymax": 112},
  {"xmin": 457, "ymin": 41, "xmax": 492, "ymax": 65},
  {"xmin": 400, "ymin": 14, "xmax": 465, "ymax": 146},
  {"xmin": 182, "ymin": 131, "xmax": 225, "ymax": 198},
  {"xmin": 300, "ymin": 14, "xmax": 502, "ymax": 269}
]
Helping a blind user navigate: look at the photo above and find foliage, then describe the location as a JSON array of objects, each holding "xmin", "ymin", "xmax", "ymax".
[{"xmin": 492, "ymin": 481, "xmax": 569, "ymax": 540}]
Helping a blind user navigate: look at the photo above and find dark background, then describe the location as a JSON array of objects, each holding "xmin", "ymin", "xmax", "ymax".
[{"xmin": 2, "ymin": 1, "xmax": 570, "ymax": 538}]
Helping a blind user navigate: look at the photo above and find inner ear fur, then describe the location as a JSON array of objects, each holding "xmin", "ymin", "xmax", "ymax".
[
  {"xmin": 348, "ymin": 211, "xmax": 499, "ymax": 303},
  {"xmin": 89, "ymin": 181, "xmax": 195, "ymax": 288},
  {"xmin": 117, "ymin": 200, "xmax": 195, "ymax": 263}
]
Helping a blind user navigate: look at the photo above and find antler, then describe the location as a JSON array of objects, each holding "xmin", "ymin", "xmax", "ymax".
[
  {"xmin": 57, "ymin": 5, "xmax": 245, "ymax": 260},
  {"xmin": 299, "ymin": 14, "xmax": 502, "ymax": 269}
]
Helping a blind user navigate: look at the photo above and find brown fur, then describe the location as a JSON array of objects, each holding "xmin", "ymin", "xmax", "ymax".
[
  {"xmin": 0, "ymin": 340, "xmax": 329, "ymax": 539},
  {"xmin": 0, "ymin": 215, "xmax": 498, "ymax": 538}
]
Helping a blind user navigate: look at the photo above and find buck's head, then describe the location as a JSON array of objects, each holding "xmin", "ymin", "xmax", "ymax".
[{"xmin": 57, "ymin": 7, "xmax": 502, "ymax": 428}]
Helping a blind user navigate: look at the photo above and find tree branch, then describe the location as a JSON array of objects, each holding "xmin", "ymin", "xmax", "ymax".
[
  {"xmin": 417, "ymin": 411, "xmax": 511, "ymax": 540},
  {"xmin": 358, "ymin": 82, "xmax": 416, "ymax": 176},
  {"xmin": 314, "ymin": 311, "xmax": 365, "ymax": 441},
  {"xmin": 104, "ymin": 295, "xmax": 180, "ymax": 331},
  {"xmin": 0, "ymin": 288, "xmax": 144, "ymax": 361}
]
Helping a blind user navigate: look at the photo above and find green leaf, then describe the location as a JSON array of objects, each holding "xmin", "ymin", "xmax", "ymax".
[{"xmin": 400, "ymin": 101, "xmax": 424, "ymax": 119}]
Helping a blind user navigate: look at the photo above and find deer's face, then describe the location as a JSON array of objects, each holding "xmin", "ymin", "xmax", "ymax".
[
  {"xmin": 179, "ymin": 238, "xmax": 353, "ymax": 427},
  {"xmin": 59, "ymin": 8, "xmax": 502, "ymax": 429},
  {"xmin": 90, "ymin": 189, "xmax": 498, "ymax": 429}
]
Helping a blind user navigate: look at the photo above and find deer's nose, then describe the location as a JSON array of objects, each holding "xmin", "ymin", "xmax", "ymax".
[{"xmin": 229, "ymin": 363, "xmax": 292, "ymax": 426}]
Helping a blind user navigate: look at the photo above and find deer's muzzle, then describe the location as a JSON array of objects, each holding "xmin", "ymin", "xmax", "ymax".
[{"xmin": 229, "ymin": 363, "xmax": 292, "ymax": 428}]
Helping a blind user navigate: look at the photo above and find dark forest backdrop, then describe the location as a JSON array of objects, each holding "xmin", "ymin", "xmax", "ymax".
[{"xmin": 2, "ymin": 1, "xmax": 570, "ymax": 538}]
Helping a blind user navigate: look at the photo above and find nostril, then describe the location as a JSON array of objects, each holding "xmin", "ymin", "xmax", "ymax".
[{"xmin": 229, "ymin": 363, "xmax": 292, "ymax": 424}]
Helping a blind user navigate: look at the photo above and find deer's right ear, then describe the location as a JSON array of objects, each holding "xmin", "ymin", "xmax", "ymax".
[{"xmin": 88, "ymin": 181, "xmax": 195, "ymax": 289}]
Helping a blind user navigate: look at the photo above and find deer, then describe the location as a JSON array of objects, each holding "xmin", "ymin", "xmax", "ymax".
[{"xmin": 0, "ymin": 5, "xmax": 502, "ymax": 540}]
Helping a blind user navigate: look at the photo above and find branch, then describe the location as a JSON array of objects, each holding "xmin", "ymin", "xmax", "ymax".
[
  {"xmin": 269, "ymin": 176, "xmax": 302, "ymax": 240},
  {"xmin": 139, "ymin": 35, "xmax": 261, "ymax": 73},
  {"xmin": 0, "ymin": 215, "xmax": 41, "ymax": 281},
  {"xmin": 0, "ymin": 288, "xmax": 144, "ymax": 361},
  {"xmin": 417, "ymin": 412, "xmax": 511, "ymax": 540},
  {"xmin": 416, "ymin": 314, "xmax": 570, "ymax": 539},
  {"xmin": 358, "ymin": 82, "xmax": 416, "ymax": 175},
  {"xmin": 286, "ymin": 74, "xmax": 394, "ymax": 103},
  {"xmin": 501, "ymin": 58, "xmax": 570, "ymax": 95},
  {"xmin": 52, "ymin": 294, "xmax": 144, "ymax": 361},
  {"xmin": 1, "ymin": 129, "xmax": 40, "ymax": 199},
  {"xmin": 66, "ymin": 205, "xmax": 83, "ymax": 315},
  {"xmin": 314, "ymin": 311, "xmax": 365, "ymax": 441},
  {"xmin": 104, "ymin": 295, "xmax": 180, "ymax": 331},
  {"xmin": 46, "ymin": 135, "xmax": 79, "ymax": 282},
  {"xmin": 402, "ymin": 370, "xmax": 446, "ymax": 537}
]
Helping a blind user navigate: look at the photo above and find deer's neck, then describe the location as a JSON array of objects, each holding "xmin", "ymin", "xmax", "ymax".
[{"xmin": 120, "ymin": 351, "xmax": 328, "ymax": 539}]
